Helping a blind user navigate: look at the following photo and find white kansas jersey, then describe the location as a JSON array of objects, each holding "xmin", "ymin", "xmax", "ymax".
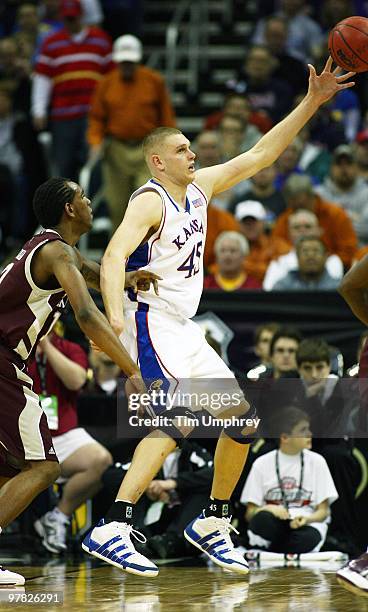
[{"xmin": 126, "ymin": 178, "xmax": 208, "ymax": 318}]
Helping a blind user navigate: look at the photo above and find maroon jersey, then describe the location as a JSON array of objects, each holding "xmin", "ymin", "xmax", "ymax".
[{"xmin": 0, "ymin": 230, "xmax": 67, "ymax": 364}]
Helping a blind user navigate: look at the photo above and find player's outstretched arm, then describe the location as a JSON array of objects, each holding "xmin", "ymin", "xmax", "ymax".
[
  {"xmin": 44, "ymin": 241, "xmax": 142, "ymax": 385},
  {"xmin": 75, "ymin": 250, "xmax": 161, "ymax": 294},
  {"xmin": 195, "ymin": 57, "xmax": 355, "ymax": 198},
  {"xmin": 339, "ymin": 256, "xmax": 368, "ymax": 327},
  {"xmin": 100, "ymin": 191, "xmax": 162, "ymax": 336}
]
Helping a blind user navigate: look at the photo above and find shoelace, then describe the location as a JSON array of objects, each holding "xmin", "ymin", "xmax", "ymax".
[
  {"xmin": 113, "ymin": 522, "xmax": 147, "ymax": 551},
  {"xmin": 211, "ymin": 517, "xmax": 239, "ymax": 550}
]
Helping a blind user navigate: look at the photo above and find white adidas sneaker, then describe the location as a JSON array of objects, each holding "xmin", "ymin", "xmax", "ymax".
[
  {"xmin": 184, "ymin": 512, "xmax": 249, "ymax": 574},
  {"xmin": 82, "ymin": 519, "xmax": 158, "ymax": 577},
  {"xmin": 0, "ymin": 567, "xmax": 25, "ymax": 585}
]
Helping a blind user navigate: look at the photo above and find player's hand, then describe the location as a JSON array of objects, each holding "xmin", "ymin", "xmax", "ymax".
[
  {"xmin": 290, "ymin": 515, "xmax": 308, "ymax": 529},
  {"xmin": 307, "ymin": 56, "xmax": 355, "ymax": 106},
  {"xmin": 125, "ymin": 372, "xmax": 148, "ymax": 418},
  {"xmin": 125, "ymin": 270, "xmax": 161, "ymax": 294}
]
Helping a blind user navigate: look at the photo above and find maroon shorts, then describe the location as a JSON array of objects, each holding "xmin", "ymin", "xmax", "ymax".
[{"xmin": 0, "ymin": 347, "xmax": 59, "ymax": 474}]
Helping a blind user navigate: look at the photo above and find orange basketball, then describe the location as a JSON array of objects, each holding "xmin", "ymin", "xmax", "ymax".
[{"xmin": 328, "ymin": 16, "xmax": 368, "ymax": 72}]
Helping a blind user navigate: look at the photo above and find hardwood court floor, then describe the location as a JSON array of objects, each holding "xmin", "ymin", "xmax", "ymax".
[{"xmin": 3, "ymin": 559, "xmax": 368, "ymax": 611}]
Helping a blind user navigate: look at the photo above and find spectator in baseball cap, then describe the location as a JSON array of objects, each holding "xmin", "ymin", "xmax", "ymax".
[{"xmin": 234, "ymin": 200, "xmax": 290, "ymax": 282}]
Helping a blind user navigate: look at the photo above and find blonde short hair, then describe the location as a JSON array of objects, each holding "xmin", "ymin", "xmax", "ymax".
[{"xmin": 142, "ymin": 127, "xmax": 182, "ymax": 160}]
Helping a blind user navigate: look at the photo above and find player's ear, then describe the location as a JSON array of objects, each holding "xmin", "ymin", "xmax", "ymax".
[
  {"xmin": 65, "ymin": 201, "xmax": 75, "ymax": 218},
  {"xmin": 152, "ymin": 153, "xmax": 164, "ymax": 171}
]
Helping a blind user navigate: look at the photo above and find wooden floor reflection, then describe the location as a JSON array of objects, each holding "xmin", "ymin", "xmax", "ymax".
[{"xmin": 3, "ymin": 559, "xmax": 368, "ymax": 611}]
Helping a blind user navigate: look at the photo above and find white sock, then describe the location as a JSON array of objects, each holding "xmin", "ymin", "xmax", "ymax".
[{"xmin": 0, "ymin": 526, "xmax": 2, "ymax": 535}]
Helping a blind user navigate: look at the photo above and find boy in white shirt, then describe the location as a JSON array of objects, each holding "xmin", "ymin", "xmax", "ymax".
[{"xmin": 241, "ymin": 406, "xmax": 338, "ymax": 553}]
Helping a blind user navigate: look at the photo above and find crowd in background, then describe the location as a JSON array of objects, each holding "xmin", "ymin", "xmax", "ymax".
[
  {"xmin": 1, "ymin": 0, "xmax": 368, "ymax": 561},
  {"xmin": 1, "ymin": 0, "xmax": 368, "ymax": 292}
]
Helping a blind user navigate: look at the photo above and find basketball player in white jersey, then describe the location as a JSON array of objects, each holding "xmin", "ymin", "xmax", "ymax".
[{"xmin": 82, "ymin": 58, "xmax": 355, "ymax": 577}]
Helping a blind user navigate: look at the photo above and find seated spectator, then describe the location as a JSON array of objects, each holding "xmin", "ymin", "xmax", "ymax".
[
  {"xmin": 204, "ymin": 205, "xmax": 241, "ymax": 270},
  {"xmin": 195, "ymin": 130, "xmax": 247, "ymax": 211},
  {"xmin": 274, "ymin": 137, "xmax": 307, "ymax": 190},
  {"xmin": 252, "ymin": 0, "xmax": 323, "ymax": 62},
  {"xmin": 311, "ymin": 40, "xmax": 361, "ymax": 143},
  {"xmin": 260, "ymin": 326, "xmax": 302, "ymax": 380},
  {"xmin": 204, "ymin": 231, "xmax": 262, "ymax": 291},
  {"xmin": 12, "ymin": 4, "xmax": 41, "ymax": 62},
  {"xmin": 230, "ymin": 164, "xmax": 287, "ymax": 222},
  {"xmin": 292, "ymin": 339, "xmax": 361, "ymax": 553},
  {"xmin": 219, "ymin": 113, "xmax": 261, "ymax": 159},
  {"xmin": 253, "ymin": 326, "xmax": 303, "ymax": 434},
  {"xmin": 234, "ymin": 200, "xmax": 291, "ymax": 281},
  {"xmin": 86, "ymin": 350, "xmax": 121, "ymax": 394},
  {"xmin": 316, "ymin": 145, "xmax": 368, "ymax": 242},
  {"xmin": 28, "ymin": 331, "xmax": 113, "ymax": 553},
  {"xmin": 264, "ymin": 209, "xmax": 344, "ymax": 289},
  {"xmin": 272, "ymin": 236, "xmax": 340, "ymax": 290},
  {"xmin": 204, "ymin": 92, "xmax": 273, "ymax": 135},
  {"xmin": 297, "ymin": 122, "xmax": 331, "ymax": 183},
  {"xmin": 103, "ymin": 440, "xmax": 213, "ymax": 559},
  {"xmin": 300, "ymin": 99, "xmax": 346, "ymax": 153},
  {"xmin": 355, "ymin": 129, "xmax": 368, "ymax": 181},
  {"xmin": 262, "ymin": 15, "xmax": 308, "ymax": 97},
  {"xmin": 246, "ymin": 322, "xmax": 280, "ymax": 380},
  {"xmin": 226, "ymin": 45, "xmax": 293, "ymax": 123},
  {"xmin": 38, "ymin": 0, "xmax": 64, "ymax": 36},
  {"xmin": 272, "ymin": 173, "xmax": 358, "ymax": 267},
  {"xmin": 320, "ymin": 0, "xmax": 355, "ymax": 32},
  {"xmin": 0, "ymin": 37, "xmax": 31, "ymax": 114},
  {"xmin": 241, "ymin": 406, "xmax": 338, "ymax": 554}
]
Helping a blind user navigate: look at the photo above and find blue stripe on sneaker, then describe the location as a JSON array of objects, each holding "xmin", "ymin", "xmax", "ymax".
[
  {"xmin": 106, "ymin": 547, "xmax": 125, "ymax": 560},
  {"xmin": 121, "ymin": 552, "xmax": 134, "ymax": 559},
  {"xmin": 197, "ymin": 531, "xmax": 221, "ymax": 546},
  {"xmin": 97, "ymin": 536, "xmax": 121, "ymax": 553},
  {"xmin": 109, "ymin": 544, "xmax": 127, "ymax": 554},
  {"xmin": 127, "ymin": 562, "xmax": 157, "ymax": 572},
  {"xmin": 206, "ymin": 539, "xmax": 227, "ymax": 554}
]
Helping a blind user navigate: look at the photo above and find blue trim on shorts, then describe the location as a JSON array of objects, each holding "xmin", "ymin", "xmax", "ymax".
[{"xmin": 135, "ymin": 303, "xmax": 170, "ymax": 414}]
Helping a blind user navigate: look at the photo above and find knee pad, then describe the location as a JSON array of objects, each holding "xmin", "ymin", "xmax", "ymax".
[
  {"xmin": 222, "ymin": 405, "xmax": 259, "ymax": 444},
  {"xmin": 152, "ymin": 406, "xmax": 198, "ymax": 448}
]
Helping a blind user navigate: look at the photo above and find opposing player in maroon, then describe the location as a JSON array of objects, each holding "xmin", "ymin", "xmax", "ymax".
[
  {"xmin": 0, "ymin": 177, "xmax": 158, "ymax": 585},
  {"xmin": 338, "ymin": 256, "xmax": 368, "ymax": 594}
]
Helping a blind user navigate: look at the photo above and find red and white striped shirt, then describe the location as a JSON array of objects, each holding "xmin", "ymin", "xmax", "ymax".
[{"xmin": 34, "ymin": 26, "xmax": 112, "ymax": 121}]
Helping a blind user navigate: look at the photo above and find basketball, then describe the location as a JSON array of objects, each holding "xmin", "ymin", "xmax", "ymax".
[{"xmin": 328, "ymin": 16, "xmax": 368, "ymax": 72}]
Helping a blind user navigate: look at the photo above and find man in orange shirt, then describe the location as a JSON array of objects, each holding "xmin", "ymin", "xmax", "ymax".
[
  {"xmin": 234, "ymin": 200, "xmax": 291, "ymax": 281},
  {"xmin": 272, "ymin": 174, "xmax": 357, "ymax": 268},
  {"xmin": 87, "ymin": 35, "xmax": 176, "ymax": 230}
]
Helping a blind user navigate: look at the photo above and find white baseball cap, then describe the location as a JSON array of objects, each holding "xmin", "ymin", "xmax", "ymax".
[
  {"xmin": 234, "ymin": 200, "xmax": 267, "ymax": 221},
  {"xmin": 112, "ymin": 35, "xmax": 142, "ymax": 63}
]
